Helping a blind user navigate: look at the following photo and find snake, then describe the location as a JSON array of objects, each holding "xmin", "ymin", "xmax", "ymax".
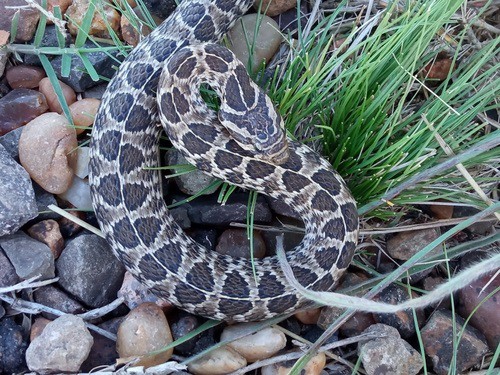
[{"xmin": 88, "ymin": 0, "xmax": 359, "ymax": 322}]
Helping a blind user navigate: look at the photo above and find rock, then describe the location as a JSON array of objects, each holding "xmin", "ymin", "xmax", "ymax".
[
  {"xmin": 50, "ymin": 41, "xmax": 124, "ymax": 92},
  {"xmin": 140, "ymin": 0, "xmax": 176, "ymax": 19},
  {"xmin": 58, "ymin": 175, "xmax": 92, "ymax": 209},
  {"xmin": 458, "ymin": 271, "xmax": 499, "ymax": 349},
  {"xmin": 339, "ymin": 311, "xmax": 375, "ymax": 338},
  {"xmin": 183, "ymin": 192, "xmax": 272, "ymax": 226},
  {"xmin": 57, "ymin": 208, "xmax": 85, "ymax": 237},
  {"xmin": 254, "ymin": 0, "xmax": 296, "ymax": 17},
  {"xmin": 30, "ymin": 317, "xmax": 51, "ymax": 341},
  {"xmin": 34, "ymin": 285, "xmax": 86, "ymax": 319},
  {"xmin": 26, "ymin": 314, "xmax": 93, "ymax": 374},
  {"xmin": 0, "ymin": 249, "xmax": 20, "ymax": 287},
  {"xmin": 386, "ymin": 228, "xmax": 442, "ymax": 261},
  {"xmin": 81, "ymin": 317, "xmax": 122, "ymax": 372},
  {"xmin": 19, "ymin": 112, "xmax": 78, "ymax": 194},
  {"xmin": 0, "ymin": 126, "xmax": 23, "ymax": 159},
  {"xmin": 0, "ymin": 144, "xmax": 38, "ymax": 236},
  {"xmin": 357, "ymin": 324, "xmax": 423, "ymax": 375},
  {"xmin": 57, "ymin": 233, "xmax": 125, "ymax": 307},
  {"xmin": 0, "ymin": 31, "xmax": 8, "ymax": 78},
  {"xmin": 0, "ymin": 318, "xmax": 28, "ymax": 374},
  {"xmin": 82, "ymin": 83, "xmax": 107, "ymax": 100},
  {"xmin": 0, "ymin": 232, "xmax": 55, "ymax": 279},
  {"xmin": 33, "ymin": 182, "xmax": 59, "ymax": 221},
  {"xmin": 5, "ymin": 65, "xmax": 46, "ymax": 89},
  {"xmin": 116, "ymin": 303, "xmax": 173, "ymax": 367},
  {"xmin": 373, "ymin": 284, "xmax": 424, "ymax": 339},
  {"xmin": 121, "ymin": 6, "xmax": 161, "ymax": 46},
  {"xmin": 187, "ymin": 228, "xmax": 218, "ymax": 250},
  {"xmin": 294, "ymin": 307, "xmax": 322, "ymax": 325},
  {"xmin": 66, "ymin": 0, "xmax": 120, "ymax": 38},
  {"xmin": 228, "ymin": 14, "xmax": 283, "ymax": 72},
  {"xmin": 216, "ymin": 229, "xmax": 267, "ymax": 259},
  {"xmin": 273, "ymin": 2, "xmax": 309, "ymax": 34},
  {"xmin": 27, "ymin": 219, "xmax": 65, "ymax": 259},
  {"xmin": 0, "ymin": 0, "xmax": 40, "ymax": 42},
  {"xmin": 221, "ymin": 323, "xmax": 287, "ymax": 362},
  {"xmin": 118, "ymin": 271, "xmax": 170, "ymax": 310},
  {"xmin": 428, "ymin": 202, "xmax": 454, "ymax": 219},
  {"xmin": 171, "ymin": 206, "xmax": 192, "ymax": 229},
  {"xmin": 0, "ymin": 88, "xmax": 49, "ymax": 136},
  {"xmin": 266, "ymin": 196, "xmax": 299, "ymax": 219},
  {"xmin": 167, "ymin": 149, "xmax": 219, "ymax": 195},
  {"xmin": 423, "ymin": 58, "xmax": 453, "ymax": 80},
  {"xmin": 261, "ymin": 351, "xmax": 326, "ymax": 375},
  {"xmin": 170, "ymin": 312, "xmax": 202, "ymax": 356},
  {"xmin": 38, "ymin": 77, "xmax": 77, "ymax": 114},
  {"xmin": 188, "ymin": 346, "xmax": 247, "ymax": 375},
  {"xmin": 421, "ymin": 309, "xmax": 489, "ymax": 375},
  {"xmin": 421, "ymin": 275, "xmax": 450, "ymax": 309},
  {"xmin": 46, "ymin": 0, "xmax": 72, "ymax": 17},
  {"xmin": 68, "ymin": 98, "xmax": 100, "ymax": 133}
]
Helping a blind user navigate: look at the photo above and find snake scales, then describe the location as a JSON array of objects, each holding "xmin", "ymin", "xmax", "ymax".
[{"xmin": 88, "ymin": 0, "xmax": 359, "ymax": 322}]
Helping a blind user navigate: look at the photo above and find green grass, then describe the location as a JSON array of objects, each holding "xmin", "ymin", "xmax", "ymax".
[{"xmin": 5, "ymin": 0, "xmax": 499, "ymax": 374}]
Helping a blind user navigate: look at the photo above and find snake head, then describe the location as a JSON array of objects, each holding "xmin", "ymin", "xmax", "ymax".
[{"xmin": 219, "ymin": 91, "xmax": 289, "ymax": 165}]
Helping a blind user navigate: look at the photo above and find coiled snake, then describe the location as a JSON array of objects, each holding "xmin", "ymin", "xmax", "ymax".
[{"xmin": 89, "ymin": 0, "xmax": 359, "ymax": 322}]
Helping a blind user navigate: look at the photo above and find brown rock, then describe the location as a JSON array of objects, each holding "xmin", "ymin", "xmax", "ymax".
[
  {"xmin": 58, "ymin": 208, "xmax": 85, "ymax": 237},
  {"xmin": 429, "ymin": 202, "xmax": 454, "ymax": 219},
  {"xmin": 66, "ymin": 0, "xmax": 120, "ymax": 38},
  {"xmin": 120, "ymin": 7, "xmax": 161, "ymax": 46},
  {"xmin": 30, "ymin": 317, "xmax": 51, "ymax": 341},
  {"xmin": 386, "ymin": 228, "xmax": 442, "ymax": 261},
  {"xmin": 423, "ymin": 58, "xmax": 453, "ymax": 80},
  {"xmin": 216, "ymin": 229, "xmax": 266, "ymax": 258},
  {"xmin": 27, "ymin": 219, "xmax": 64, "ymax": 258},
  {"xmin": 0, "ymin": 89, "xmax": 48, "ymax": 136},
  {"xmin": 116, "ymin": 303, "xmax": 173, "ymax": 368},
  {"xmin": 6, "ymin": 65, "xmax": 46, "ymax": 89},
  {"xmin": 19, "ymin": 113, "xmax": 78, "ymax": 194},
  {"xmin": 227, "ymin": 14, "xmax": 283, "ymax": 72},
  {"xmin": 188, "ymin": 346, "xmax": 247, "ymax": 375},
  {"xmin": 68, "ymin": 98, "xmax": 100, "ymax": 133},
  {"xmin": 458, "ymin": 271, "xmax": 499, "ymax": 349},
  {"xmin": 0, "ymin": 0, "xmax": 41, "ymax": 42},
  {"xmin": 255, "ymin": 0, "xmax": 296, "ymax": 17},
  {"xmin": 421, "ymin": 309, "xmax": 489, "ymax": 375},
  {"xmin": 261, "ymin": 351, "xmax": 326, "ymax": 375},
  {"xmin": 38, "ymin": 77, "xmax": 77, "ymax": 114},
  {"xmin": 46, "ymin": 0, "xmax": 73, "ymax": 18},
  {"xmin": 339, "ymin": 311, "xmax": 375, "ymax": 337},
  {"xmin": 294, "ymin": 307, "xmax": 322, "ymax": 325}
]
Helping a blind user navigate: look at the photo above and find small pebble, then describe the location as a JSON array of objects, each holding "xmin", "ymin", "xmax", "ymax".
[
  {"xmin": 118, "ymin": 271, "xmax": 170, "ymax": 310},
  {"xmin": 116, "ymin": 303, "xmax": 174, "ymax": 367},
  {"xmin": 68, "ymin": 98, "xmax": 100, "ymax": 133},
  {"xmin": 357, "ymin": 324, "xmax": 423, "ymax": 375},
  {"xmin": 221, "ymin": 323, "xmax": 286, "ymax": 362},
  {"xmin": 19, "ymin": 112, "xmax": 78, "ymax": 194},
  {"xmin": 429, "ymin": 202, "xmax": 454, "ymax": 219},
  {"xmin": 38, "ymin": 77, "xmax": 77, "ymax": 113},
  {"xmin": 216, "ymin": 229, "xmax": 266, "ymax": 259},
  {"xmin": 228, "ymin": 14, "xmax": 283, "ymax": 72},
  {"xmin": 294, "ymin": 307, "xmax": 322, "ymax": 325},
  {"xmin": 255, "ymin": 0, "xmax": 296, "ymax": 17},
  {"xmin": 26, "ymin": 314, "xmax": 93, "ymax": 374},
  {"xmin": 58, "ymin": 175, "xmax": 92, "ymax": 209},
  {"xmin": 6, "ymin": 65, "xmax": 46, "ymax": 89},
  {"xmin": 188, "ymin": 346, "xmax": 247, "ymax": 375},
  {"xmin": 27, "ymin": 219, "xmax": 65, "ymax": 259},
  {"xmin": 421, "ymin": 309, "xmax": 489, "ymax": 375},
  {"xmin": 29, "ymin": 317, "xmax": 51, "ymax": 341}
]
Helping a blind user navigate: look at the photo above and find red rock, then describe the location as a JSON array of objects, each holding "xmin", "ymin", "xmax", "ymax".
[
  {"xmin": 0, "ymin": 89, "xmax": 48, "ymax": 136},
  {"xmin": 27, "ymin": 219, "xmax": 64, "ymax": 259},
  {"xmin": 6, "ymin": 65, "xmax": 46, "ymax": 89}
]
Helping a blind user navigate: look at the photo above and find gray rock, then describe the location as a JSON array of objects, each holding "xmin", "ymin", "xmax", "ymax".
[
  {"xmin": 0, "ymin": 144, "xmax": 38, "ymax": 236},
  {"xmin": 57, "ymin": 233, "xmax": 125, "ymax": 307},
  {"xmin": 182, "ymin": 192, "xmax": 272, "ymax": 226},
  {"xmin": 26, "ymin": 314, "xmax": 93, "ymax": 374},
  {"xmin": 166, "ymin": 149, "xmax": 219, "ymax": 196},
  {"xmin": 34, "ymin": 285, "xmax": 86, "ymax": 320},
  {"xmin": 23, "ymin": 25, "xmax": 72, "ymax": 66},
  {"xmin": 51, "ymin": 41, "xmax": 123, "ymax": 92},
  {"xmin": 32, "ymin": 182, "xmax": 59, "ymax": 221},
  {"xmin": 0, "ymin": 232, "xmax": 55, "ymax": 279},
  {"xmin": 0, "ymin": 318, "xmax": 28, "ymax": 374},
  {"xmin": 357, "ymin": 324, "xmax": 423, "ymax": 375},
  {"xmin": 0, "ymin": 248, "xmax": 20, "ymax": 287},
  {"xmin": 0, "ymin": 126, "xmax": 23, "ymax": 159}
]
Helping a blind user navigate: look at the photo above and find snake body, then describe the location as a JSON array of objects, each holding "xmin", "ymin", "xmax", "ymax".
[{"xmin": 89, "ymin": 0, "xmax": 359, "ymax": 322}]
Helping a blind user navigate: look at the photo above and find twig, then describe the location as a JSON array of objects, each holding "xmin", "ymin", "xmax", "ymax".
[
  {"xmin": 0, "ymin": 276, "xmax": 58, "ymax": 294},
  {"xmin": 77, "ymin": 297, "xmax": 125, "ymax": 320},
  {"xmin": 0, "ymin": 294, "xmax": 117, "ymax": 341}
]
